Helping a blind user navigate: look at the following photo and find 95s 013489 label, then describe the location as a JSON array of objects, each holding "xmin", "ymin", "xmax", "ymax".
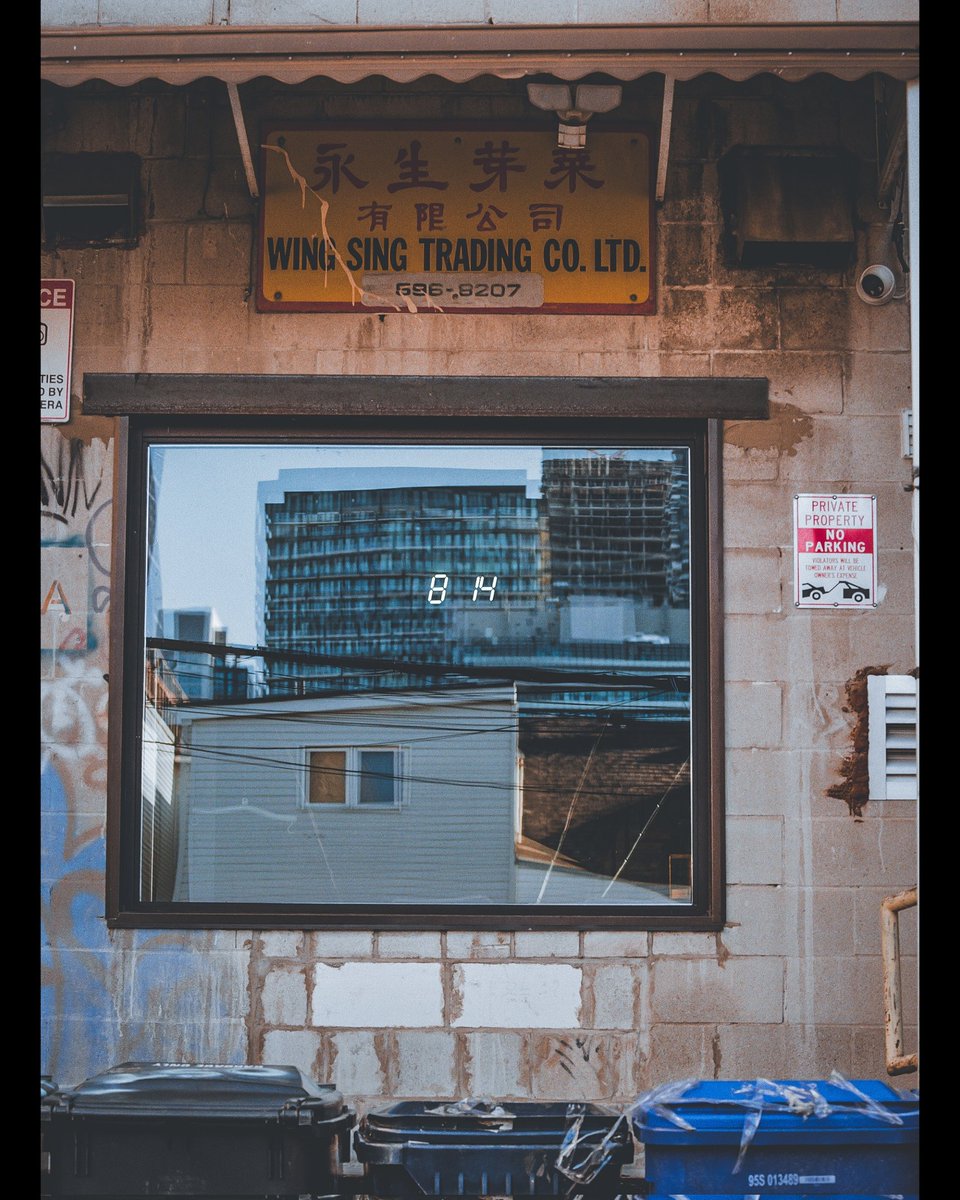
[{"xmin": 747, "ymin": 1173, "xmax": 837, "ymax": 1187}]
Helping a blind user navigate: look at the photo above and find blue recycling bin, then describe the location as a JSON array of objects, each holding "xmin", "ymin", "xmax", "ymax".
[{"xmin": 632, "ymin": 1078, "xmax": 918, "ymax": 1199}]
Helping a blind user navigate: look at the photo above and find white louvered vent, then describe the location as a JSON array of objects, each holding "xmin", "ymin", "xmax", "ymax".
[{"xmin": 867, "ymin": 674, "xmax": 918, "ymax": 800}]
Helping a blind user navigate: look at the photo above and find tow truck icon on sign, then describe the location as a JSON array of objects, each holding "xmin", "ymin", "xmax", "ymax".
[{"xmin": 801, "ymin": 579, "xmax": 870, "ymax": 603}]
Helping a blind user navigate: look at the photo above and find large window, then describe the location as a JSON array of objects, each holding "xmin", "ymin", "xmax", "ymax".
[{"xmin": 111, "ymin": 416, "xmax": 723, "ymax": 927}]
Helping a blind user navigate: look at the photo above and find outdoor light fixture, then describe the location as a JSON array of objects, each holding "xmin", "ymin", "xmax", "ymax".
[{"xmin": 526, "ymin": 82, "xmax": 623, "ymax": 148}]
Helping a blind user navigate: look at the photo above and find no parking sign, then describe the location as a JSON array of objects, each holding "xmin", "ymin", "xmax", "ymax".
[{"xmin": 794, "ymin": 493, "xmax": 877, "ymax": 608}]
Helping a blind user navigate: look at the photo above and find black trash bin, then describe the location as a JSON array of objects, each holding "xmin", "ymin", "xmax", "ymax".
[
  {"xmin": 43, "ymin": 1061, "xmax": 355, "ymax": 1198},
  {"xmin": 354, "ymin": 1099, "xmax": 634, "ymax": 1197}
]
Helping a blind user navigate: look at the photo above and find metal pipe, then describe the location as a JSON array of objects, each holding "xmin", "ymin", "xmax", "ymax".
[{"xmin": 881, "ymin": 886, "xmax": 918, "ymax": 1075}]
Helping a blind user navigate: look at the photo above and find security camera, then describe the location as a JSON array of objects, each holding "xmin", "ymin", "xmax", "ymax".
[{"xmin": 856, "ymin": 264, "xmax": 896, "ymax": 305}]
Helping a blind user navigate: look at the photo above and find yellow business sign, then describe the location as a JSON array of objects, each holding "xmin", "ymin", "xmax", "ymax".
[{"xmin": 257, "ymin": 124, "xmax": 654, "ymax": 314}]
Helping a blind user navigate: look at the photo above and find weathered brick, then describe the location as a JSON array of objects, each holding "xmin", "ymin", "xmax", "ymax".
[
  {"xmin": 644, "ymin": 1024, "xmax": 712, "ymax": 1085},
  {"xmin": 582, "ymin": 932, "xmax": 648, "ymax": 958},
  {"xmin": 661, "ymin": 223, "xmax": 713, "ymax": 287},
  {"xmin": 394, "ymin": 1032, "xmax": 457, "ymax": 1096},
  {"xmin": 714, "ymin": 351, "xmax": 843, "ymax": 415},
  {"xmin": 261, "ymin": 1029, "xmax": 321, "ymax": 1078},
  {"xmin": 781, "ymin": 289, "xmax": 910, "ymax": 353},
  {"xmin": 784, "ymin": 956, "xmax": 885, "ymax": 1025},
  {"xmin": 660, "ymin": 161, "xmax": 721, "ymax": 223},
  {"xmin": 262, "ymin": 966, "xmax": 308, "ymax": 1027},
  {"xmin": 657, "ymin": 289, "xmax": 711, "ymax": 351},
  {"xmin": 838, "ymin": 0, "xmax": 918, "ymax": 20},
  {"xmin": 852, "ymin": 887, "xmax": 918, "ymax": 958},
  {"xmin": 312, "ymin": 963, "xmax": 443, "ymax": 1027},
  {"xmin": 778, "ymin": 415, "xmax": 907, "ymax": 483},
  {"xmin": 709, "ymin": 0, "xmax": 835, "ymax": 19},
  {"xmin": 41, "ymin": 0, "xmax": 98, "ymax": 24},
  {"xmin": 725, "ymin": 682, "xmax": 782, "ymax": 749},
  {"xmin": 513, "ymin": 931, "xmax": 580, "ymax": 959},
  {"xmin": 230, "ymin": 0, "xmax": 357, "ymax": 21},
  {"xmin": 258, "ymin": 932, "xmax": 303, "ymax": 959},
  {"xmin": 784, "ymin": 818, "xmax": 918, "ymax": 888},
  {"xmin": 651, "ymin": 932, "xmax": 721, "ymax": 958},
  {"xmin": 842, "ymin": 352, "xmax": 912, "ymax": 415},
  {"xmin": 715, "ymin": 289, "xmax": 779, "ymax": 350},
  {"xmin": 446, "ymin": 932, "xmax": 512, "ymax": 960},
  {"xmin": 452, "ymin": 964, "xmax": 582, "ymax": 1028},
  {"xmin": 328, "ymin": 1030, "xmax": 387, "ymax": 1096},
  {"xmin": 309, "ymin": 932, "xmax": 374, "ymax": 959},
  {"xmin": 99, "ymin": 0, "xmax": 212, "ymax": 22},
  {"xmin": 651, "ymin": 957, "xmax": 783, "ymax": 1023},
  {"xmin": 724, "ymin": 550, "xmax": 784, "ymax": 616},
  {"xmin": 729, "ymin": 816, "xmax": 785, "ymax": 886},
  {"xmin": 723, "ymin": 482, "xmax": 792, "ymax": 547},
  {"xmin": 462, "ymin": 1032, "xmax": 529, "ymax": 1098},
  {"xmin": 722, "ymin": 440, "xmax": 779, "ymax": 481},
  {"xmin": 726, "ymin": 613, "xmax": 854, "ymax": 685},
  {"xmin": 723, "ymin": 886, "xmax": 801, "ymax": 957},
  {"xmin": 185, "ymin": 222, "xmax": 251, "ymax": 286},
  {"xmin": 377, "ymin": 932, "xmax": 442, "ymax": 959},
  {"xmin": 580, "ymin": 0, "xmax": 707, "ymax": 19},
  {"xmin": 588, "ymin": 964, "xmax": 639, "ymax": 1030},
  {"xmin": 527, "ymin": 1033, "xmax": 624, "ymax": 1101},
  {"xmin": 852, "ymin": 1024, "xmax": 918, "ymax": 1080}
]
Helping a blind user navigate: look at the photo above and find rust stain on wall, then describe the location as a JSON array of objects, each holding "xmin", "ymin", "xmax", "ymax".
[
  {"xmin": 826, "ymin": 665, "xmax": 890, "ymax": 817},
  {"xmin": 724, "ymin": 401, "xmax": 814, "ymax": 457}
]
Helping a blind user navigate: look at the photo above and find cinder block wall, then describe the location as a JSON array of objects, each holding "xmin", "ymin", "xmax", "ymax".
[{"xmin": 40, "ymin": 71, "xmax": 918, "ymax": 1105}]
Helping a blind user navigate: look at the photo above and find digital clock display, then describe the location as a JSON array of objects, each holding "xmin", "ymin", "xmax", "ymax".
[{"xmin": 141, "ymin": 442, "xmax": 695, "ymax": 908}]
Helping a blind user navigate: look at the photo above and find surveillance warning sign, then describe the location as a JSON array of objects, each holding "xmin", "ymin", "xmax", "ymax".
[
  {"xmin": 794, "ymin": 493, "xmax": 877, "ymax": 608},
  {"xmin": 41, "ymin": 279, "xmax": 75, "ymax": 424}
]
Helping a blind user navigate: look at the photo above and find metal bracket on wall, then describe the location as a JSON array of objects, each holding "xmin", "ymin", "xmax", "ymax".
[
  {"xmin": 881, "ymin": 886, "xmax": 918, "ymax": 1075},
  {"xmin": 226, "ymin": 81, "xmax": 259, "ymax": 200},
  {"xmin": 656, "ymin": 75, "xmax": 675, "ymax": 204}
]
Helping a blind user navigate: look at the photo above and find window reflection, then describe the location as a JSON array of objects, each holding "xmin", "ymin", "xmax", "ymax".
[{"xmin": 141, "ymin": 445, "xmax": 692, "ymax": 906}]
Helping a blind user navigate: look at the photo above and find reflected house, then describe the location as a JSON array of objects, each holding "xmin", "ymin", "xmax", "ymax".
[{"xmin": 160, "ymin": 687, "xmax": 522, "ymax": 905}]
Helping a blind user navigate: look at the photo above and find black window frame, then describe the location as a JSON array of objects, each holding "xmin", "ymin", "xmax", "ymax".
[{"xmin": 99, "ymin": 379, "xmax": 755, "ymax": 931}]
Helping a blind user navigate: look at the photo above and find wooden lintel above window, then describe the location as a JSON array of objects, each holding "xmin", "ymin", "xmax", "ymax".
[{"xmin": 83, "ymin": 374, "xmax": 769, "ymax": 421}]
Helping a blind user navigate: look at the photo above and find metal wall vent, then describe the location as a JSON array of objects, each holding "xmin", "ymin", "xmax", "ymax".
[{"xmin": 867, "ymin": 674, "xmax": 918, "ymax": 800}]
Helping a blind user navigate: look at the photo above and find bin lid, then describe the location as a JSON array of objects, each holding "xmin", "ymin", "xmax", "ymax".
[
  {"xmin": 52, "ymin": 1062, "xmax": 348, "ymax": 1122},
  {"xmin": 359, "ymin": 1099, "xmax": 630, "ymax": 1146},
  {"xmin": 633, "ymin": 1078, "xmax": 919, "ymax": 1146}
]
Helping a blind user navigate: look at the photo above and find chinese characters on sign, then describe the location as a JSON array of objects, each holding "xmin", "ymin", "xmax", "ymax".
[
  {"xmin": 258, "ymin": 126, "xmax": 653, "ymax": 313},
  {"xmin": 794, "ymin": 494, "xmax": 878, "ymax": 608},
  {"xmin": 41, "ymin": 279, "xmax": 74, "ymax": 423}
]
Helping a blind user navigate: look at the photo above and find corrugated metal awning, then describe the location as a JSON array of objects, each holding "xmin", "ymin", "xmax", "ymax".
[{"xmin": 41, "ymin": 22, "xmax": 918, "ymax": 88}]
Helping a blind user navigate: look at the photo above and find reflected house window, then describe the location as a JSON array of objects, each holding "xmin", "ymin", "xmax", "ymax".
[{"xmin": 124, "ymin": 429, "xmax": 718, "ymax": 925}]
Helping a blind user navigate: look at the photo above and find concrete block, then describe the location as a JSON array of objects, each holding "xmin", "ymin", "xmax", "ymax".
[
  {"xmin": 514, "ymin": 931, "xmax": 580, "ymax": 958},
  {"xmin": 582, "ymin": 932, "xmax": 648, "ymax": 958},
  {"xmin": 394, "ymin": 1032, "xmax": 457, "ymax": 1096},
  {"xmin": 377, "ymin": 932, "xmax": 442, "ymax": 959},
  {"xmin": 723, "ymin": 482, "xmax": 793, "ymax": 548},
  {"xmin": 99, "ymin": 0, "xmax": 214, "ymax": 23},
  {"xmin": 446, "ymin": 932, "xmax": 513, "ymax": 959},
  {"xmin": 722, "ymin": 440, "xmax": 779, "ymax": 481},
  {"xmin": 723, "ymin": 886, "xmax": 800, "ymax": 957},
  {"xmin": 844, "ymin": 350, "xmax": 912, "ymax": 417},
  {"xmin": 781, "ymin": 289, "xmax": 911, "ymax": 353},
  {"xmin": 41, "ymin": 0, "xmax": 98, "ymax": 24},
  {"xmin": 658, "ymin": 352, "xmax": 713, "ymax": 376},
  {"xmin": 588, "ymin": 964, "xmax": 639, "ymax": 1030},
  {"xmin": 230, "ymin": 0, "xmax": 357, "ymax": 21},
  {"xmin": 312, "ymin": 962, "xmax": 444, "ymax": 1027},
  {"xmin": 71, "ymin": 285, "xmax": 124, "ymax": 349},
  {"xmin": 329, "ymin": 1030, "xmax": 387, "ymax": 1096},
  {"xmin": 577, "ymin": 351, "xmax": 665, "ymax": 376},
  {"xmin": 650, "ymin": 957, "xmax": 783, "ymax": 1023},
  {"xmin": 838, "ymin": 0, "xmax": 918, "ymax": 18},
  {"xmin": 258, "ymin": 932, "xmax": 303, "ymax": 958},
  {"xmin": 651, "ymin": 932, "xmax": 721, "ymax": 958},
  {"xmin": 260, "ymin": 1029, "xmax": 321, "ymax": 1078},
  {"xmin": 309, "ymin": 931, "xmax": 374, "ymax": 959},
  {"xmin": 527, "ymin": 1033, "xmax": 624, "ymax": 1101},
  {"xmin": 714, "ymin": 1023, "xmax": 789, "ymax": 1079},
  {"xmin": 781, "ymin": 1024, "xmax": 855, "ymax": 1078},
  {"xmin": 725, "ymin": 748, "xmax": 804, "ymax": 815},
  {"xmin": 660, "ymin": 161, "xmax": 721, "ymax": 223},
  {"xmin": 848, "ymin": 615, "xmax": 916, "ymax": 671},
  {"xmin": 778, "ymin": 415, "xmax": 907, "ymax": 483},
  {"xmin": 661, "ymin": 223, "xmax": 712, "ymax": 287},
  {"xmin": 149, "ymin": 285, "xmax": 250, "ymax": 353},
  {"xmin": 709, "ymin": 0, "xmax": 835, "ymax": 18},
  {"xmin": 784, "ymin": 956, "xmax": 884, "ymax": 1025},
  {"xmin": 725, "ymin": 682, "xmax": 782, "ymax": 749},
  {"xmin": 361, "ymin": 0, "xmax": 579, "ymax": 20},
  {"xmin": 127, "ymin": 950, "xmax": 250, "ymax": 1023},
  {"xmin": 262, "ymin": 966, "xmax": 308, "ymax": 1027},
  {"xmin": 185, "ymin": 222, "xmax": 252, "ymax": 286},
  {"xmin": 645, "ymin": 1024, "xmax": 712, "ymax": 1084},
  {"xmin": 724, "ymin": 550, "xmax": 784, "ymax": 616},
  {"xmin": 657, "ymin": 289, "xmax": 711, "ymax": 351},
  {"xmin": 142, "ymin": 224, "xmax": 187, "ymax": 285},
  {"xmin": 714, "ymin": 352, "xmax": 843, "ymax": 415},
  {"xmin": 728, "ymin": 816, "xmax": 785, "ymax": 885},
  {"xmin": 452, "ymin": 963, "xmax": 582, "ymax": 1028},
  {"xmin": 579, "ymin": 0, "xmax": 707, "ymax": 18},
  {"xmin": 715, "ymin": 289, "xmax": 779, "ymax": 351},
  {"xmin": 779, "ymin": 681, "xmax": 858, "ymax": 757},
  {"xmin": 117, "ymin": 1020, "xmax": 249, "ymax": 1067},
  {"xmin": 789, "ymin": 817, "xmax": 919, "ymax": 887},
  {"xmin": 462, "ymin": 1032, "xmax": 529, "ymax": 1097}
]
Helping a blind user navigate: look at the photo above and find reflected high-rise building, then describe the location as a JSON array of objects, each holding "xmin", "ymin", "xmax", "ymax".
[{"xmin": 256, "ymin": 467, "xmax": 543, "ymax": 695}]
